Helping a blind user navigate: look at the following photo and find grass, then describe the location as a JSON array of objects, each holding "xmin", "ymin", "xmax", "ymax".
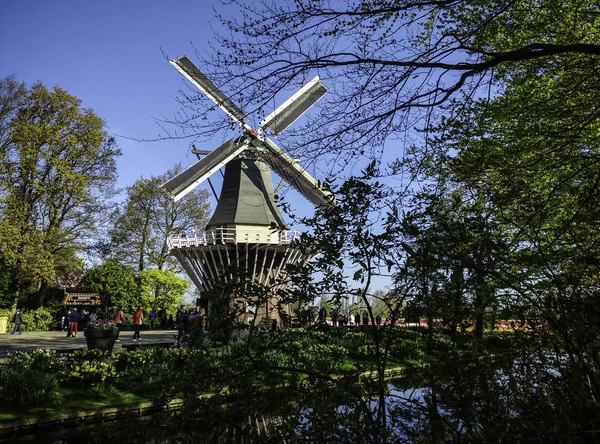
[{"xmin": 0, "ymin": 387, "xmax": 147, "ymax": 423}]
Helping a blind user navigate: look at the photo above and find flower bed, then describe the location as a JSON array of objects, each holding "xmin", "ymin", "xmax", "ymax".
[{"xmin": 85, "ymin": 319, "xmax": 118, "ymax": 331}]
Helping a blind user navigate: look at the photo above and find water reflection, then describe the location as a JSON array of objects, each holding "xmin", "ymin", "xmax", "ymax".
[{"xmin": 7, "ymin": 354, "xmax": 599, "ymax": 443}]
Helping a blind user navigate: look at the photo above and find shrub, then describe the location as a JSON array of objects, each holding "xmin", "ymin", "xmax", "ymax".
[
  {"xmin": 0, "ymin": 307, "xmax": 56, "ymax": 332},
  {"xmin": 64, "ymin": 349, "xmax": 117, "ymax": 388},
  {"xmin": 0, "ymin": 349, "xmax": 63, "ymax": 405},
  {"xmin": 115, "ymin": 348, "xmax": 201, "ymax": 397},
  {"xmin": 390, "ymin": 338, "xmax": 425, "ymax": 361},
  {"xmin": 431, "ymin": 332, "xmax": 454, "ymax": 352}
]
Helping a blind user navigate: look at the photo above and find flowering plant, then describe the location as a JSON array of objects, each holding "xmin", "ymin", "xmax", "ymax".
[{"xmin": 86, "ymin": 319, "xmax": 119, "ymax": 330}]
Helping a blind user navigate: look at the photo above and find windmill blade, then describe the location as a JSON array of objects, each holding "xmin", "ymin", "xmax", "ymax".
[
  {"xmin": 261, "ymin": 138, "xmax": 332, "ymax": 208},
  {"xmin": 170, "ymin": 55, "xmax": 251, "ymax": 131},
  {"xmin": 161, "ymin": 138, "xmax": 247, "ymax": 202},
  {"xmin": 260, "ymin": 76, "xmax": 327, "ymax": 136}
]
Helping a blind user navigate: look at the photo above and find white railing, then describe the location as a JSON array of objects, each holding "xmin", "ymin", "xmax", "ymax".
[{"xmin": 167, "ymin": 228, "xmax": 303, "ymax": 248}]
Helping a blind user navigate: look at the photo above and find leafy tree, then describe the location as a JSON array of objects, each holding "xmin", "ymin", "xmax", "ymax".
[
  {"xmin": 168, "ymin": 0, "xmax": 599, "ymax": 164},
  {"xmin": 109, "ymin": 165, "xmax": 210, "ymax": 272},
  {"xmin": 0, "ymin": 75, "xmax": 26, "ymax": 155},
  {"xmin": 138, "ymin": 268, "xmax": 188, "ymax": 313},
  {"xmin": 78, "ymin": 260, "xmax": 138, "ymax": 313},
  {"xmin": 0, "ymin": 81, "xmax": 120, "ymax": 307}
]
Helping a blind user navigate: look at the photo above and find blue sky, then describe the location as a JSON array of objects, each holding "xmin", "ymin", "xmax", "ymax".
[
  {"xmin": 1, "ymin": 0, "xmax": 234, "ymax": 193},
  {"xmin": 0, "ymin": 0, "xmax": 392, "ymax": 293}
]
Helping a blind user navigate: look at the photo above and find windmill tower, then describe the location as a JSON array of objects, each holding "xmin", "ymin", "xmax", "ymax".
[{"xmin": 162, "ymin": 56, "xmax": 332, "ymax": 326}]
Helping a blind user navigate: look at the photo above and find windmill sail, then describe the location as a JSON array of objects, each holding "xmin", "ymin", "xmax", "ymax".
[
  {"xmin": 161, "ymin": 138, "xmax": 247, "ymax": 202},
  {"xmin": 260, "ymin": 76, "xmax": 328, "ymax": 136},
  {"xmin": 170, "ymin": 55, "xmax": 250, "ymax": 130},
  {"xmin": 262, "ymin": 138, "xmax": 332, "ymax": 208}
]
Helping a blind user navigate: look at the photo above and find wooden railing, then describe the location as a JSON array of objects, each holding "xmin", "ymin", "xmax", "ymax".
[{"xmin": 167, "ymin": 228, "xmax": 303, "ymax": 248}]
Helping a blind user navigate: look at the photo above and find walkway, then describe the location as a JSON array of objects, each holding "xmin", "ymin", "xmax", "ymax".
[{"xmin": 0, "ymin": 329, "xmax": 179, "ymax": 361}]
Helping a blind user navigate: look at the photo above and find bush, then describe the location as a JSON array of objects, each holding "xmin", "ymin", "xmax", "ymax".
[
  {"xmin": 64, "ymin": 349, "xmax": 117, "ymax": 388},
  {"xmin": 0, "ymin": 307, "xmax": 56, "ymax": 332},
  {"xmin": 485, "ymin": 331, "xmax": 518, "ymax": 349},
  {"xmin": 115, "ymin": 348, "xmax": 201, "ymax": 398},
  {"xmin": 390, "ymin": 338, "xmax": 425, "ymax": 361},
  {"xmin": 431, "ymin": 332, "xmax": 454, "ymax": 352},
  {"xmin": 0, "ymin": 349, "xmax": 63, "ymax": 405}
]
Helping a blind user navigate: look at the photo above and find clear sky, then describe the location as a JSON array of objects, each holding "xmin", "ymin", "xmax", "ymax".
[
  {"xmin": 0, "ymin": 0, "xmax": 392, "ymax": 293},
  {"xmin": 1, "ymin": 0, "xmax": 237, "ymax": 192}
]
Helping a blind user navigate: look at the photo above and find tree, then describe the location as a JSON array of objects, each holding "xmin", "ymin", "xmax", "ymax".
[
  {"xmin": 0, "ymin": 81, "xmax": 120, "ymax": 307},
  {"xmin": 166, "ymin": 0, "xmax": 598, "ymax": 166},
  {"xmin": 109, "ymin": 165, "xmax": 210, "ymax": 272},
  {"xmin": 0, "ymin": 75, "xmax": 26, "ymax": 155},
  {"xmin": 138, "ymin": 268, "xmax": 188, "ymax": 313},
  {"xmin": 78, "ymin": 260, "xmax": 138, "ymax": 313}
]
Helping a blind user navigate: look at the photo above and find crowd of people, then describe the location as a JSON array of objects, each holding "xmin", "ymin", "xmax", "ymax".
[{"xmin": 56, "ymin": 305, "xmax": 205, "ymax": 339}]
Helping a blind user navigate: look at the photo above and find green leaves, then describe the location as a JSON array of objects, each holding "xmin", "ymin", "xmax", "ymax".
[{"xmin": 0, "ymin": 79, "xmax": 120, "ymax": 306}]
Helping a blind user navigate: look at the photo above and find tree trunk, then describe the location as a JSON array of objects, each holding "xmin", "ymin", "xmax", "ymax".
[
  {"xmin": 35, "ymin": 280, "xmax": 48, "ymax": 308},
  {"xmin": 427, "ymin": 312, "xmax": 434, "ymax": 353}
]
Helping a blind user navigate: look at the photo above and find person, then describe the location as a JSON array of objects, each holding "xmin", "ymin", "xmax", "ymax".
[
  {"xmin": 159, "ymin": 309, "xmax": 167, "ymax": 330},
  {"xmin": 363, "ymin": 311, "xmax": 369, "ymax": 326},
  {"xmin": 113, "ymin": 306, "xmax": 125, "ymax": 342},
  {"xmin": 355, "ymin": 312, "xmax": 361, "ymax": 326},
  {"xmin": 376, "ymin": 314, "xmax": 382, "ymax": 326},
  {"xmin": 149, "ymin": 310, "xmax": 157, "ymax": 330},
  {"xmin": 348, "ymin": 313, "xmax": 355, "ymax": 326},
  {"xmin": 113, "ymin": 306, "xmax": 125, "ymax": 324},
  {"xmin": 270, "ymin": 318, "xmax": 279, "ymax": 333},
  {"xmin": 68, "ymin": 308, "xmax": 81, "ymax": 337},
  {"xmin": 176, "ymin": 305, "xmax": 185, "ymax": 337},
  {"xmin": 133, "ymin": 307, "xmax": 144, "ymax": 341},
  {"xmin": 11, "ymin": 309, "xmax": 23, "ymax": 334},
  {"xmin": 89, "ymin": 310, "xmax": 98, "ymax": 322},
  {"xmin": 318, "ymin": 306, "xmax": 327, "ymax": 324},
  {"xmin": 167, "ymin": 314, "xmax": 175, "ymax": 330},
  {"xmin": 80, "ymin": 310, "xmax": 89, "ymax": 331}
]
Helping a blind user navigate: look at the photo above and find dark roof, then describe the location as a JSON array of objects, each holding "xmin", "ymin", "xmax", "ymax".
[{"xmin": 207, "ymin": 157, "xmax": 286, "ymax": 228}]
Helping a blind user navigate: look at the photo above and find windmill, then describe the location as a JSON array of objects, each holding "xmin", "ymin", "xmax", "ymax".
[{"xmin": 162, "ymin": 55, "xmax": 332, "ymax": 326}]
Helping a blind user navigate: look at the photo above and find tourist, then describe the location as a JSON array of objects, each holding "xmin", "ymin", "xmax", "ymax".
[
  {"xmin": 363, "ymin": 311, "xmax": 369, "ymax": 326},
  {"xmin": 176, "ymin": 306, "xmax": 185, "ymax": 336},
  {"xmin": 149, "ymin": 310, "xmax": 157, "ymax": 330},
  {"xmin": 113, "ymin": 306, "xmax": 125, "ymax": 342},
  {"xmin": 11, "ymin": 309, "xmax": 23, "ymax": 334},
  {"xmin": 60, "ymin": 311, "xmax": 67, "ymax": 331},
  {"xmin": 376, "ymin": 314, "xmax": 382, "ymax": 326},
  {"xmin": 133, "ymin": 307, "xmax": 144, "ymax": 341},
  {"xmin": 318, "ymin": 306, "xmax": 327, "ymax": 324},
  {"xmin": 355, "ymin": 312, "xmax": 361, "ymax": 326},
  {"xmin": 159, "ymin": 309, "xmax": 167, "ymax": 330},
  {"xmin": 113, "ymin": 306, "xmax": 125, "ymax": 325},
  {"xmin": 68, "ymin": 308, "xmax": 80, "ymax": 337},
  {"xmin": 79, "ymin": 310, "xmax": 88, "ymax": 331},
  {"xmin": 348, "ymin": 313, "xmax": 355, "ymax": 326}
]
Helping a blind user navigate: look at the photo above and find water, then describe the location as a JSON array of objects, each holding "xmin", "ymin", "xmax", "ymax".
[{"xmin": 1, "ymin": 355, "xmax": 595, "ymax": 443}]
